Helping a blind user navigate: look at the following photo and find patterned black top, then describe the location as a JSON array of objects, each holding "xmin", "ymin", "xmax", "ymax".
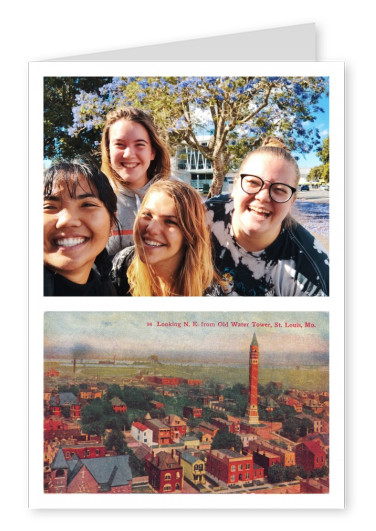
[{"xmin": 206, "ymin": 194, "xmax": 329, "ymax": 297}]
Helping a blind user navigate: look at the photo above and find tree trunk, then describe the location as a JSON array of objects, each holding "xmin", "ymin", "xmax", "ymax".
[{"xmin": 207, "ymin": 152, "xmax": 229, "ymax": 199}]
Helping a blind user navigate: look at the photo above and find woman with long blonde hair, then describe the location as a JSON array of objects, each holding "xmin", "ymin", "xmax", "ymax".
[{"xmin": 111, "ymin": 180, "xmax": 224, "ymax": 296}]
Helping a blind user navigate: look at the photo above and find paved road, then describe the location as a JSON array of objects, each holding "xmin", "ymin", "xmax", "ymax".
[
  {"xmin": 293, "ymin": 190, "xmax": 329, "ymax": 251},
  {"xmin": 296, "ymin": 189, "xmax": 329, "ymax": 203}
]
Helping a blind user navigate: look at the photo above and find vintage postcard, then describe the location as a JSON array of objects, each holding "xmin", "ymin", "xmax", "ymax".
[{"xmin": 30, "ymin": 310, "xmax": 344, "ymax": 509}]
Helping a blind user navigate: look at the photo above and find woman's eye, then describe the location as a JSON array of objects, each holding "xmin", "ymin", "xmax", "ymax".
[
  {"xmin": 246, "ymin": 178, "xmax": 260, "ymax": 187},
  {"xmin": 166, "ymin": 219, "xmax": 178, "ymax": 226},
  {"xmin": 274, "ymin": 187, "xmax": 288, "ymax": 195},
  {"xmin": 43, "ymin": 203, "xmax": 57, "ymax": 211}
]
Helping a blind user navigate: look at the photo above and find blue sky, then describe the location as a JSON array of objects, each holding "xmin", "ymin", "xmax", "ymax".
[{"xmin": 295, "ymin": 93, "xmax": 329, "ymax": 170}]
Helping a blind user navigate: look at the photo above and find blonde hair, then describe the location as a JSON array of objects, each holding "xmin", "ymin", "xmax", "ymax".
[
  {"xmin": 100, "ymin": 107, "xmax": 171, "ymax": 191},
  {"xmin": 127, "ymin": 180, "xmax": 220, "ymax": 296},
  {"xmin": 239, "ymin": 136, "xmax": 300, "ymax": 189}
]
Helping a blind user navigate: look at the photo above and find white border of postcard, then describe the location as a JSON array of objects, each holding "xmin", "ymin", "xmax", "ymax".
[{"xmin": 29, "ymin": 61, "xmax": 344, "ymax": 509}]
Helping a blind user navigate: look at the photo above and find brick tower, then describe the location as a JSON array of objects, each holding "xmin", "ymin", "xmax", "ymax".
[{"xmin": 245, "ymin": 333, "xmax": 259, "ymax": 425}]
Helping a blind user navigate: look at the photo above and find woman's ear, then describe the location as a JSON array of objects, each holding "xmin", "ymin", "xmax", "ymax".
[
  {"xmin": 110, "ymin": 214, "xmax": 118, "ymax": 234},
  {"xmin": 231, "ymin": 176, "xmax": 239, "ymax": 199}
]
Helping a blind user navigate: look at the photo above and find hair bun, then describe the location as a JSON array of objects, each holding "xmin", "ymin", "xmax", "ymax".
[{"xmin": 262, "ymin": 136, "xmax": 289, "ymax": 151}]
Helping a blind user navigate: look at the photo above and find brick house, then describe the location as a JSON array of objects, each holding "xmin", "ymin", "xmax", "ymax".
[
  {"xmin": 49, "ymin": 392, "xmax": 81, "ymax": 418},
  {"xmin": 295, "ymin": 441, "xmax": 326, "ymax": 473},
  {"xmin": 248, "ymin": 448, "xmax": 281, "ymax": 475},
  {"xmin": 163, "ymin": 415, "xmax": 187, "ymax": 441},
  {"xmin": 198, "ymin": 421, "xmax": 219, "ymax": 439},
  {"xmin": 206, "ymin": 449, "xmax": 264, "ymax": 485},
  {"xmin": 302, "ymin": 433, "xmax": 329, "ymax": 456},
  {"xmin": 211, "ymin": 417, "xmax": 240, "ymax": 434},
  {"xmin": 143, "ymin": 418, "xmax": 170, "ymax": 445},
  {"xmin": 183, "ymin": 406, "xmax": 203, "ymax": 419},
  {"xmin": 44, "ymin": 417, "xmax": 81, "ymax": 441},
  {"xmin": 279, "ymin": 396, "xmax": 303, "ymax": 413},
  {"xmin": 110, "ymin": 397, "xmax": 127, "ymax": 413},
  {"xmin": 48, "ymin": 449, "xmax": 132, "ymax": 493},
  {"xmin": 247, "ymin": 439, "xmax": 296, "ymax": 467},
  {"xmin": 145, "ymin": 451, "xmax": 183, "ymax": 493},
  {"xmin": 45, "ymin": 368, "xmax": 60, "ymax": 377},
  {"xmin": 61, "ymin": 444, "xmax": 106, "ymax": 460}
]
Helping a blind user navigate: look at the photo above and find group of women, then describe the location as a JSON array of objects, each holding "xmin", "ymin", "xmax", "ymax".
[{"xmin": 43, "ymin": 107, "xmax": 329, "ymax": 297}]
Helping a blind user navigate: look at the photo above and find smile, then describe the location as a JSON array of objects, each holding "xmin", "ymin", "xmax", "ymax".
[
  {"xmin": 122, "ymin": 162, "xmax": 139, "ymax": 168},
  {"xmin": 248, "ymin": 206, "xmax": 271, "ymax": 218},
  {"xmin": 143, "ymin": 239, "xmax": 165, "ymax": 248},
  {"xmin": 54, "ymin": 237, "xmax": 87, "ymax": 248}
]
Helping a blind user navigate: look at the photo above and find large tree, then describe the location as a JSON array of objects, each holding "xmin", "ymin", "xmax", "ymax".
[
  {"xmin": 211, "ymin": 429, "xmax": 243, "ymax": 453},
  {"xmin": 44, "ymin": 76, "xmax": 111, "ymax": 160},
  {"xmin": 307, "ymin": 135, "xmax": 329, "ymax": 183},
  {"xmin": 58, "ymin": 76, "xmax": 328, "ymax": 197},
  {"xmin": 105, "ymin": 428, "xmax": 127, "ymax": 454}
]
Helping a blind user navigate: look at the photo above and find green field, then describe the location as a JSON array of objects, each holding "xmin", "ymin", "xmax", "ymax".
[{"xmin": 45, "ymin": 360, "xmax": 328, "ymax": 392}]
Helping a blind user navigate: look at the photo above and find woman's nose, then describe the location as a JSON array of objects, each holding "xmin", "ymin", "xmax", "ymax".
[
  {"xmin": 122, "ymin": 146, "xmax": 134, "ymax": 158},
  {"xmin": 146, "ymin": 218, "xmax": 161, "ymax": 234},
  {"xmin": 55, "ymin": 208, "xmax": 81, "ymax": 228},
  {"xmin": 254, "ymin": 183, "xmax": 271, "ymax": 201}
]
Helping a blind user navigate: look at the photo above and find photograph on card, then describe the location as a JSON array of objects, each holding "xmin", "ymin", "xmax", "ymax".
[
  {"xmin": 44, "ymin": 311, "xmax": 329, "ymax": 495},
  {"xmin": 43, "ymin": 76, "xmax": 329, "ymax": 297}
]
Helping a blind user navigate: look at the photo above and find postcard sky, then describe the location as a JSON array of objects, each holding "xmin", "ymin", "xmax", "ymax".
[{"xmin": 44, "ymin": 312, "xmax": 328, "ymax": 365}]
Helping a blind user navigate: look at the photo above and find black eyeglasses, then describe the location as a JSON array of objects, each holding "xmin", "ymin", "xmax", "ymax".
[{"xmin": 240, "ymin": 174, "xmax": 296, "ymax": 203}]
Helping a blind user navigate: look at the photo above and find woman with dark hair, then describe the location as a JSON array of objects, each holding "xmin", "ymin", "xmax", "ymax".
[
  {"xmin": 111, "ymin": 180, "xmax": 225, "ymax": 296},
  {"xmin": 206, "ymin": 137, "xmax": 329, "ymax": 296},
  {"xmin": 43, "ymin": 158, "xmax": 119, "ymax": 296},
  {"xmin": 101, "ymin": 107, "xmax": 171, "ymax": 257}
]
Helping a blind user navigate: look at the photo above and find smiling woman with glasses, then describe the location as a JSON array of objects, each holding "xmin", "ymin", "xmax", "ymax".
[{"xmin": 206, "ymin": 137, "xmax": 329, "ymax": 296}]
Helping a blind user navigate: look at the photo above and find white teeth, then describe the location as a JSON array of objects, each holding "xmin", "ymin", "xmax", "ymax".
[
  {"xmin": 250, "ymin": 207, "xmax": 270, "ymax": 216},
  {"xmin": 122, "ymin": 163, "xmax": 138, "ymax": 168},
  {"xmin": 144, "ymin": 239, "xmax": 164, "ymax": 247},
  {"xmin": 56, "ymin": 237, "xmax": 86, "ymax": 247}
]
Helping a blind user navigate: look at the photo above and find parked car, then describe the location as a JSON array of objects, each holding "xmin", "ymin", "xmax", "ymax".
[{"xmin": 300, "ymin": 184, "xmax": 309, "ymax": 191}]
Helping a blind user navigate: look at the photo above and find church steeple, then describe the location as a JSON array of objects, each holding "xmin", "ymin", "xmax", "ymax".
[{"xmin": 49, "ymin": 449, "xmax": 68, "ymax": 493}]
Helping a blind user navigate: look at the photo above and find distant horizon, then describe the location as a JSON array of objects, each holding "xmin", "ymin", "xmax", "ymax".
[{"xmin": 44, "ymin": 312, "xmax": 329, "ymax": 367}]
